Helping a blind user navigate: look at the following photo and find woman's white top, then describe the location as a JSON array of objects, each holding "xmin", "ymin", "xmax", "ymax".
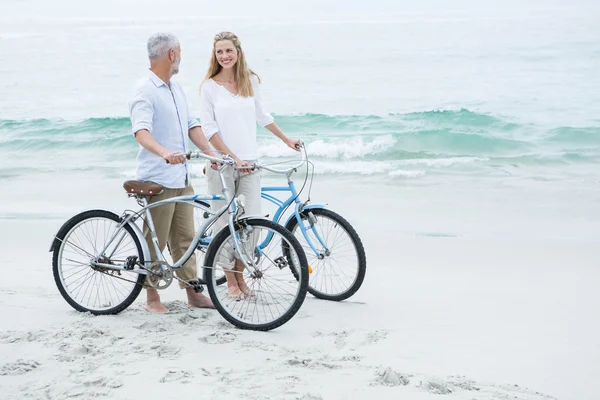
[{"xmin": 199, "ymin": 74, "xmax": 274, "ymax": 160}]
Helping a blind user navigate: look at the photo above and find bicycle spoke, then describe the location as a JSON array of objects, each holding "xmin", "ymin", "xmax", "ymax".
[
  {"xmin": 56, "ymin": 215, "xmax": 142, "ymax": 313},
  {"xmin": 208, "ymin": 222, "xmax": 306, "ymax": 329}
]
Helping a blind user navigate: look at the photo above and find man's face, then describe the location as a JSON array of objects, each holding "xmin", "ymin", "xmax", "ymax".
[{"xmin": 170, "ymin": 46, "xmax": 181, "ymax": 75}]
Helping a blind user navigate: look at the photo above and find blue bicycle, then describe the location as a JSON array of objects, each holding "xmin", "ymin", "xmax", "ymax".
[{"xmin": 196, "ymin": 145, "xmax": 366, "ymax": 301}]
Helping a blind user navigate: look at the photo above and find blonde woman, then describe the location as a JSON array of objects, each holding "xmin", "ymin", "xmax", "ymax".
[{"xmin": 199, "ymin": 31, "xmax": 300, "ymax": 298}]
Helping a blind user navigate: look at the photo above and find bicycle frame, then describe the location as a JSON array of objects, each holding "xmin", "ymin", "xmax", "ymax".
[
  {"xmin": 194, "ymin": 147, "xmax": 331, "ymax": 259},
  {"xmin": 90, "ymin": 162, "xmax": 253, "ymax": 274},
  {"xmin": 261, "ymin": 173, "xmax": 329, "ymax": 258}
]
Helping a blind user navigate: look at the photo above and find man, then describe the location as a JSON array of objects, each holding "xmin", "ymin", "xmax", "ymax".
[{"xmin": 129, "ymin": 32, "xmax": 215, "ymax": 312}]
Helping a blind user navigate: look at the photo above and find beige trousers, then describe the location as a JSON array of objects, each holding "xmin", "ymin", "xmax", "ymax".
[
  {"xmin": 206, "ymin": 161, "xmax": 262, "ymax": 268},
  {"xmin": 206, "ymin": 160, "xmax": 262, "ymax": 234},
  {"xmin": 143, "ymin": 184, "xmax": 197, "ymax": 288}
]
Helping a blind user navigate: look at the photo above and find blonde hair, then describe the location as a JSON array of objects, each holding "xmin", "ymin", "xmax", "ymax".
[{"xmin": 203, "ymin": 31, "xmax": 260, "ymax": 98}]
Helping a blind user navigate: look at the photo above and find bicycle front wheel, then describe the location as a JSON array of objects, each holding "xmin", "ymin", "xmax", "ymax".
[
  {"xmin": 286, "ymin": 208, "xmax": 366, "ymax": 301},
  {"xmin": 52, "ymin": 210, "xmax": 145, "ymax": 314},
  {"xmin": 204, "ymin": 218, "xmax": 309, "ymax": 331}
]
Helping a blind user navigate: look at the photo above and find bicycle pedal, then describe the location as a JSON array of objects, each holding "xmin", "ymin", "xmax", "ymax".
[
  {"xmin": 188, "ymin": 280, "xmax": 204, "ymax": 293},
  {"xmin": 273, "ymin": 256, "xmax": 289, "ymax": 270},
  {"xmin": 124, "ymin": 255, "xmax": 138, "ymax": 270}
]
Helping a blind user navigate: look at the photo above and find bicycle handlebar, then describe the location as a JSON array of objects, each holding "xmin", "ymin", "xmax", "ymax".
[
  {"xmin": 253, "ymin": 142, "xmax": 307, "ymax": 174},
  {"xmin": 166, "ymin": 141, "xmax": 307, "ymax": 175},
  {"xmin": 165, "ymin": 151, "xmax": 236, "ymax": 165}
]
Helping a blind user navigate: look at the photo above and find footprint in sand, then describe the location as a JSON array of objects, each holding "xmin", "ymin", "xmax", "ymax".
[
  {"xmin": 418, "ymin": 380, "xmax": 453, "ymax": 395},
  {"xmin": 371, "ymin": 369, "xmax": 555, "ymax": 399},
  {"xmin": 296, "ymin": 394, "xmax": 323, "ymax": 400},
  {"xmin": 136, "ymin": 320, "xmax": 168, "ymax": 332},
  {"xmin": 339, "ymin": 355, "xmax": 362, "ymax": 362},
  {"xmin": 152, "ymin": 344, "xmax": 182, "ymax": 358},
  {"xmin": 418, "ymin": 376, "xmax": 556, "ymax": 399},
  {"xmin": 57, "ymin": 341, "xmax": 98, "ymax": 363},
  {"xmin": 241, "ymin": 340, "xmax": 277, "ymax": 352},
  {"xmin": 0, "ymin": 330, "xmax": 49, "ymax": 344},
  {"xmin": 286, "ymin": 357, "xmax": 340, "ymax": 370},
  {"xmin": 482, "ymin": 381, "xmax": 559, "ymax": 400},
  {"xmin": 313, "ymin": 330, "xmax": 349, "ymax": 349},
  {"xmin": 178, "ymin": 313, "xmax": 207, "ymax": 325},
  {"xmin": 79, "ymin": 329, "xmax": 107, "ymax": 339},
  {"xmin": 0, "ymin": 360, "xmax": 40, "ymax": 376},
  {"xmin": 199, "ymin": 332, "xmax": 237, "ymax": 344},
  {"xmin": 162, "ymin": 301, "xmax": 193, "ymax": 313},
  {"xmin": 82, "ymin": 376, "xmax": 123, "ymax": 389},
  {"xmin": 363, "ymin": 329, "xmax": 389, "ymax": 345},
  {"xmin": 160, "ymin": 370, "xmax": 193, "ymax": 383},
  {"xmin": 446, "ymin": 376, "xmax": 480, "ymax": 392},
  {"xmin": 375, "ymin": 367, "xmax": 410, "ymax": 387},
  {"xmin": 39, "ymin": 376, "xmax": 122, "ymax": 399},
  {"xmin": 215, "ymin": 321, "xmax": 235, "ymax": 330}
]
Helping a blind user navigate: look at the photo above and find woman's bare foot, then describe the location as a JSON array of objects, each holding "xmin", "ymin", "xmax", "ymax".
[
  {"xmin": 234, "ymin": 264, "xmax": 255, "ymax": 297},
  {"xmin": 185, "ymin": 288, "xmax": 215, "ymax": 309},
  {"xmin": 235, "ymin": 276, "xmax": 255, "ymax": 297},
  {"xmin": 225, "ymin": 270, "xmax": 244, "ymax": 299},
  {"xmin": 145, "ymin": 289, "xmax": 168, "ymax": 313}
]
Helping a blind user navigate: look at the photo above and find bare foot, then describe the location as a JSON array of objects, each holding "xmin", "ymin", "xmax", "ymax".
[
  {"xmin": 227, "ymin": 284, "xmax": 244, "ymax": 300},
  {"xmin": 236, "ymin": 277, "xmax": 255, "ymax": 297},
  {"xmin": 225, "ymin": 270, "xmax": 244, "ymax": 299},
  {"xmin": 145, "ymin": 289, "xmax": 168, "ymax": 313},
  {"xmin": 186, "ymin": 288, "xmax": 215, "ymax": 309},
  {"xmin": 233, "ymin": 265, "xmax": 255, "ymax": 297}
]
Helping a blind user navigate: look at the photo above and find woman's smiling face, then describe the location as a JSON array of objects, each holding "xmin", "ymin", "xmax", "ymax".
[{"xmin": 215, "ymin": 40, "xmax": 238, "ymax": 70}]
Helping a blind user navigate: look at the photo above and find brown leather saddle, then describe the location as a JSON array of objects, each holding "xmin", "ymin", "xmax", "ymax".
[{"xmin": 123, "ymin": 180, "xmax": 164, "ymax": 197}]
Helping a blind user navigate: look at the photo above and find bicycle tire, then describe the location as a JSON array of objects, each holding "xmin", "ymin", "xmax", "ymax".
[
  {"xmin": 204, "ymin": 218, "xmax": 309, "ymax": 331},
  {"xmin": 285, "ymin": 208, "xmax": 366, "ymax": 301},
  {"xmin": 52, "ymin": 209, "xmax": 145, "ymax": 315}
]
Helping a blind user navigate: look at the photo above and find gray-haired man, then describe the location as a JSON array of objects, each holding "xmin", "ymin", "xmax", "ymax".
[{"xmin": 129, "ymin": 33, "xmax": 215, "ymax": 312}]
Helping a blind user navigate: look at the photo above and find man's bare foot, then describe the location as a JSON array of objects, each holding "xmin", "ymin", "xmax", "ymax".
[
  {"xmin": 186, "ymin": 288, "xmax": 215, "ymax": 309},
  {"xmin": 145, "ymin": 289, "xmax": 168, "ymax": 313}
]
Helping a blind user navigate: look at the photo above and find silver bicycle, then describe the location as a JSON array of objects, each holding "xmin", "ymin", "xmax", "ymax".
[{"xmin": 49, "ymin": 152, "xmax": 309, "ymax": 331}]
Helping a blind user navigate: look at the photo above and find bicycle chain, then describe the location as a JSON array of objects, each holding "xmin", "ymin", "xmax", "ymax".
[{"xmin": 97, "ymin": 266, "xmax": 205, "ymax": 289}]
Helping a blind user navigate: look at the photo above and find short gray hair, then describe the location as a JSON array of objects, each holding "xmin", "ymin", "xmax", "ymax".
[{"xmin": 147, "ymin": 33, "xmax": 180, "ymax": 60}]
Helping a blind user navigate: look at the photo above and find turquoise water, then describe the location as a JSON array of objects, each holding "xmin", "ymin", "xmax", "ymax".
[{"xmin": 1, "ymin": 110, "xmax": 598, "ymax": 181}]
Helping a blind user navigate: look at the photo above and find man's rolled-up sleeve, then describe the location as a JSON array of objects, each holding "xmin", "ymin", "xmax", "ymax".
[{"xmin": 129, "ymin": 86, "xmax": 154, "ymax": 135}]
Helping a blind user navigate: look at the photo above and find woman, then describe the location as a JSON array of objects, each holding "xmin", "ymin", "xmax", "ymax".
[{"xmin": 199, "ymin": 31, "xmax": 300, "ymax": 298}]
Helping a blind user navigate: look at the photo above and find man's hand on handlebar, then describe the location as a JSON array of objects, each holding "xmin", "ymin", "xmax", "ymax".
[{"xmin": 162, "ymin": 150, "xmax": 186, "ymax": 165}]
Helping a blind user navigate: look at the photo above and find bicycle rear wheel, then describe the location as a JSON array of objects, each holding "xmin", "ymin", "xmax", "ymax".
[
  {"xmin": 52, "ymin": 210, "xmax": 145, "ymax": 314},
  {"xmin": 286, "ymin": 208, "xmax": 366, "ymax": 301},
  {"xmin": 204, "ymin": 218, "xmax": 308, "ymax": 331}
]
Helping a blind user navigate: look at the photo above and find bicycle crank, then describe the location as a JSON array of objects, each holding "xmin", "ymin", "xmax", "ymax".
[{"xmin": 146, "ymin": 261, "xmax": 174, "ymax": 289}]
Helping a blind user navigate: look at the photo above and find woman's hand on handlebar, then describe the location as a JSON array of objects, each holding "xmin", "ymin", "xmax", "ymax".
[
  {"xmin": 285, "ymin": 138, "xmax": 302, "ymax": 151},
  {"xmin": 205, "ymin": 151, "xmax": 220, "ymax": 170},
  {"xmin": 234, "ymin": 158, "xmax": 254, "ymax": 174}
]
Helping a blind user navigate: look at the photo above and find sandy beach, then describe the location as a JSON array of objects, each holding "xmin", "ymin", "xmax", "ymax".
[
  {"xmin": 1, "ymin": 176, "xmax": 598, "ymax": 400},
  {"xmin": 2, "ymin": 2, "xmax": 600, "ymax": 398}
]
